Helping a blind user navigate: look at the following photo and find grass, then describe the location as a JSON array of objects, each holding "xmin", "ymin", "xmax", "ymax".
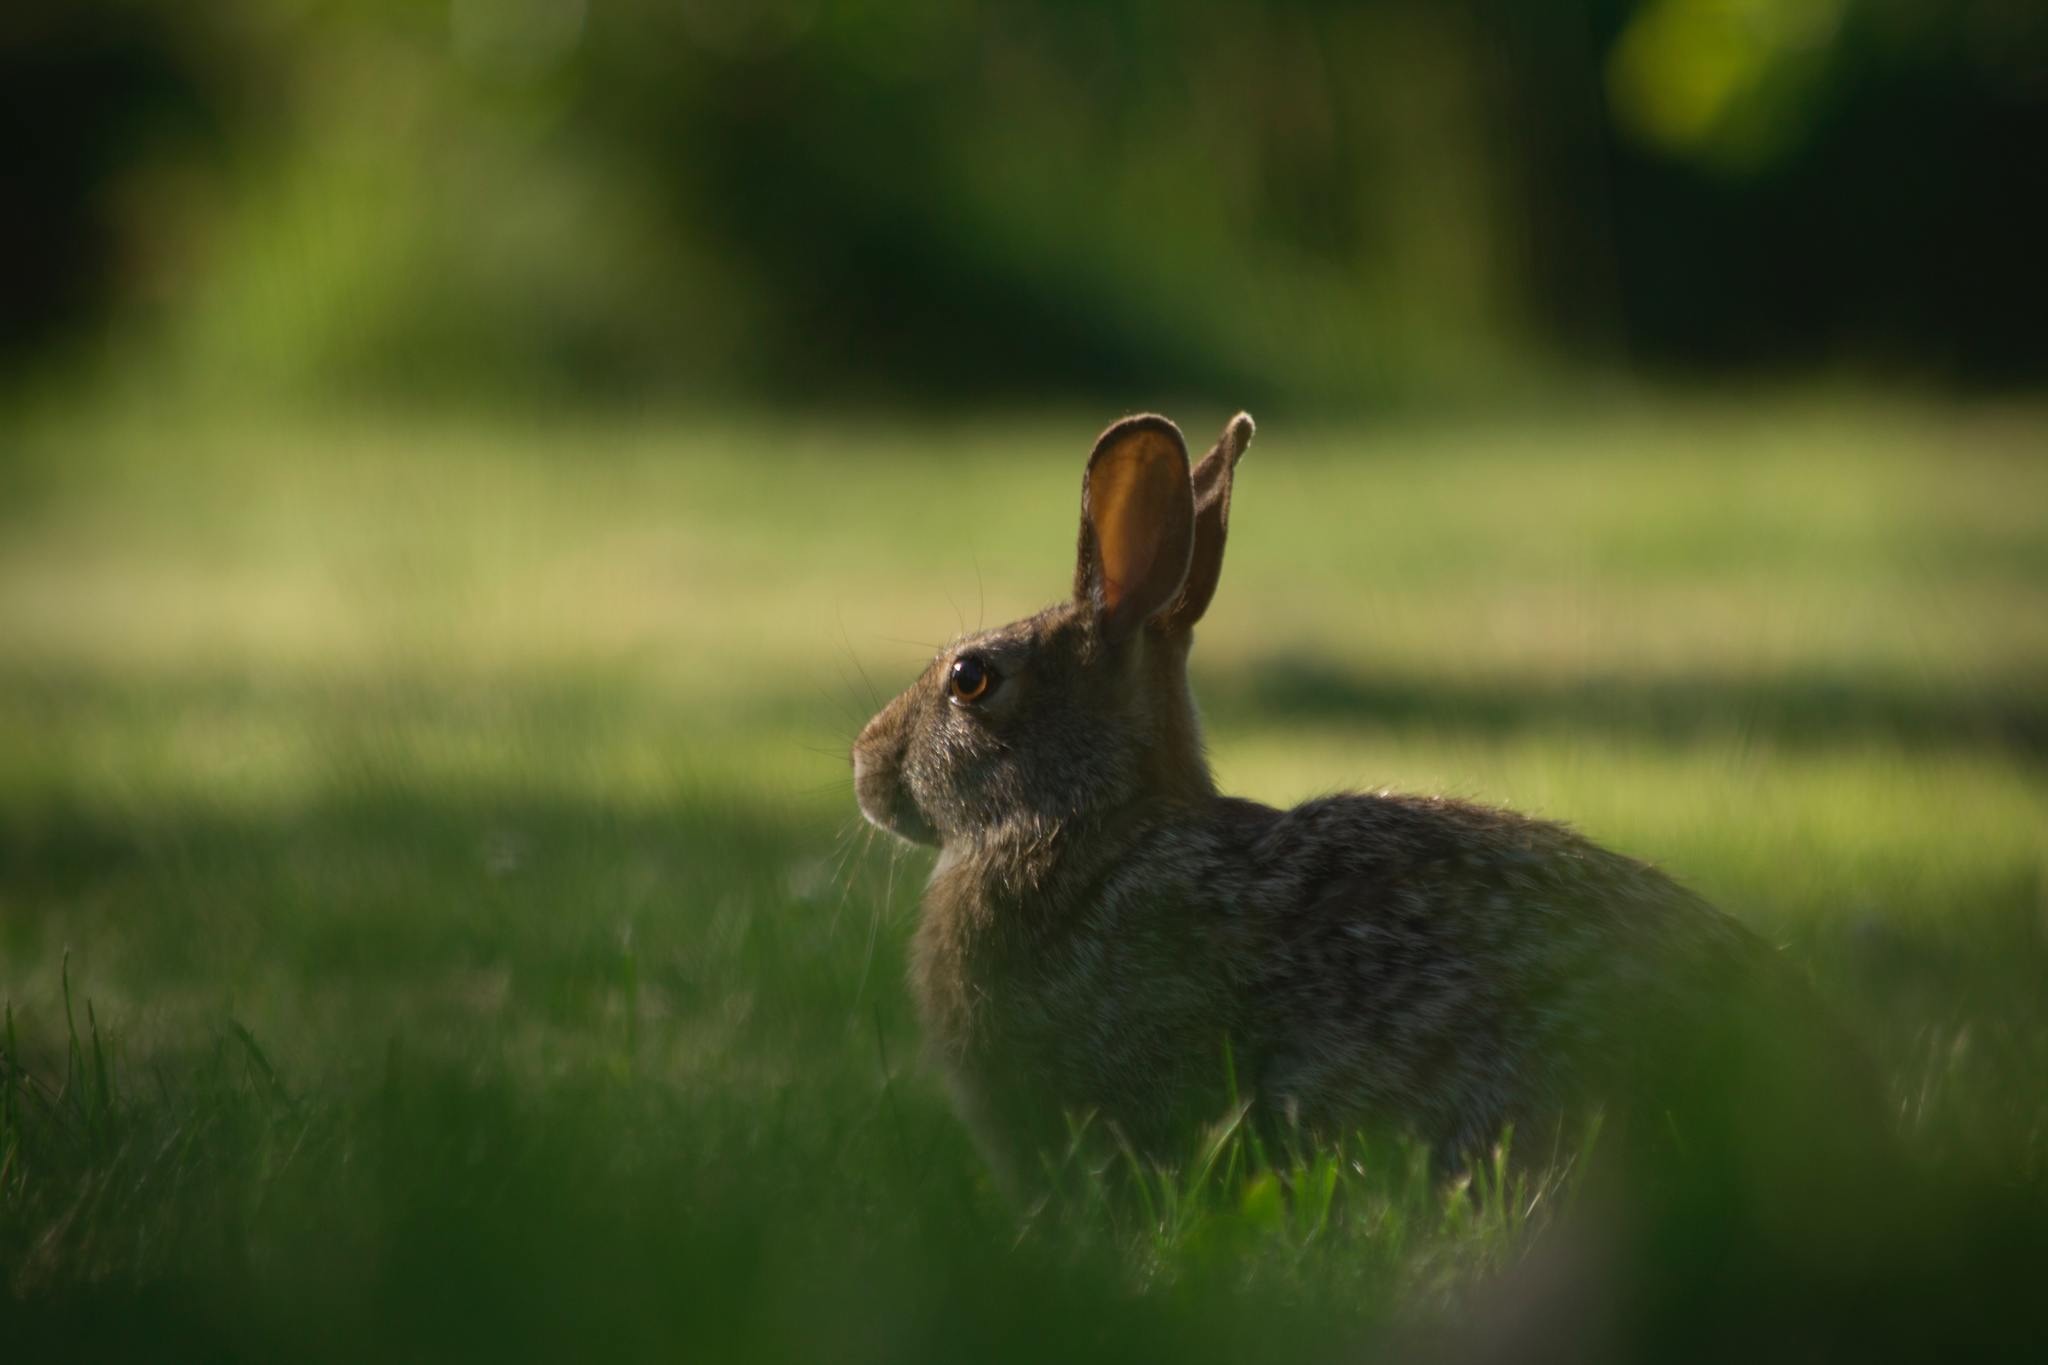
[{"xmin": 2, "ymin": 395, "xmax": 2046, "ymax": 1358}]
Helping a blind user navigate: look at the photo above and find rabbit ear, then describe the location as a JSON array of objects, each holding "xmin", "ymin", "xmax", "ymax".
[
  {"xmin": 1160, "ymin": 412, "xmax": 1254, "ymax": 635},
  {"xmin": 1074, "ymin": 415, "xmax": 1195, "ymax": 642}
]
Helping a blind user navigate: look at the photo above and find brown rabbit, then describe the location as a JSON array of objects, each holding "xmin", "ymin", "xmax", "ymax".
[{"xmin": 853, "ymin": 413, "xmax": 1799, "ymax": 1189}]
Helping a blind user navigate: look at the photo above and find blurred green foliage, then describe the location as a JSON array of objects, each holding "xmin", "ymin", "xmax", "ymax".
[{"xmin": 5, "ymin": 0, "xmax": 2044, "ymax": 406}]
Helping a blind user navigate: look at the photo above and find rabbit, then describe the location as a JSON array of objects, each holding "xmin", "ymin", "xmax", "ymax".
[{"xmin": 852, "ymin": 412, "xmax": 1817, "ymax": 1190}]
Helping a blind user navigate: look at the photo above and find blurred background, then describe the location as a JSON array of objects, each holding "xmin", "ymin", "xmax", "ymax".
[
  {"xmin": 4, "ymin": 2, "xmax": 2047, "ymax": 1360},
  {"xmin": 6, "ymin": 0, "xmax": 2045, "ymax": 408}
]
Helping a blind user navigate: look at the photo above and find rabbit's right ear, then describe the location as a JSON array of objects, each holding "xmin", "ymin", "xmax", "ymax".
[
  {"xmin": 1160, "ymin": 412, "xmax": 1254, "ymax": 635},
  {"xmin": 1074, "ymin": 415, "xmax": 1195, "ymax": 643}
]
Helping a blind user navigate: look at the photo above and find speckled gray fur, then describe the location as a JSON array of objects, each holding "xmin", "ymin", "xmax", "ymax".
[{"xmin": 853, "ymin": 413, "xmax": 1776, "ymax": 1187}]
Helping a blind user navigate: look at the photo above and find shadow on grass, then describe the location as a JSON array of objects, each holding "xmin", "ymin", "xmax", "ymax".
[
  {"xmin": 1200, "ymin": 655, "xmax": 2048, "ymax": 758},
  {"xmin": 3, "ymin": 1015, "xmax": 1343, "ymax": 1365},
  {"xmin": 0, "ymin": 784, "xmax": 932, "ymax": 1061},
  {"xmin": 1, "ymin": 783, "xmax": 2045, "ymax": 1360},
  {"xmin": 3, "ymin": 938, "xmax": 2044, "ymax": 1365}
]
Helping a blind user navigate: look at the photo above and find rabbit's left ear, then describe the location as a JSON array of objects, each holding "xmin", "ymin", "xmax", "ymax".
[
  {"xmin": 1074, "ymin": 415, "xmax": 1195, "ymax": 642},
  {"xmin": 1160, "ymin": 412, "xmax": 1253, "ymax": 635}
]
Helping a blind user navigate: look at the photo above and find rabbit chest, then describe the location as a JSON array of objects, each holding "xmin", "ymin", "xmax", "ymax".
[{"xmin": 910, "ymin": 836, "xmax": 1248, "ymax": 1156}]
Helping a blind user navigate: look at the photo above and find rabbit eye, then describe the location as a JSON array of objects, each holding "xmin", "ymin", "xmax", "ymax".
[{"xmin": 948, "ymin": 655, "xmax": 996, "ymax": 704}]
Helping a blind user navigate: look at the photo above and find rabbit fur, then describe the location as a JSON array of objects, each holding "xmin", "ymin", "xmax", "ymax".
[{"xmin": 853, "ymin": 412, "xmax": 1784, "ymax": 1187}]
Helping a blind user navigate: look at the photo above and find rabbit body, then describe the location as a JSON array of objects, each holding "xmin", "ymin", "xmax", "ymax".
[
  {"xmin": 914, "ymin": 780, "xmax": 1763, "ymax": 1180},
  {"xmin": 855, "ymin": 414, "xmax": 1774, "ymax": 1184}
]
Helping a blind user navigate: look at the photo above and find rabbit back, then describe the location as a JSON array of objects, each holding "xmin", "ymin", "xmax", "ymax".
[{"xmin": 1226, "ymin": 792, "xmax": 1770, "ymax": 1162}]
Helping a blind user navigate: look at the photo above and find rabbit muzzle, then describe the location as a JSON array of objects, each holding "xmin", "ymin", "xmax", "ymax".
[{"xmin": 853, "ymin": 709, "xmax": 940, "ymax": 846}]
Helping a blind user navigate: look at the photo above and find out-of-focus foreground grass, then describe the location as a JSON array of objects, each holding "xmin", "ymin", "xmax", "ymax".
[{"xmin": 2, "ymin": 397, "xmax": 2045, "ymax": 1358}]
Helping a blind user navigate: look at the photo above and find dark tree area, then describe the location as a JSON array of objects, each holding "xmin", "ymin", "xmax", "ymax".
[
  {"xmin": 4, "ymin": 0, "xmax": 2043, "ymax": 401},
  {"xmin": 0, "ymin": 6, "xmax": 221, "ymax": 358}
]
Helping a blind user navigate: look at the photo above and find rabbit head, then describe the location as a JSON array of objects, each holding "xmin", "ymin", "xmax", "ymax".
[{"xmin": 853, "ymin": 412, "xmax": 1254, "ymax": 848}]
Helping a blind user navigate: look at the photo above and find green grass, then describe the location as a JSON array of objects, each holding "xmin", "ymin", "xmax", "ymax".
[{"xmin": 2, "ymin": 397, "xmax": 2046, "ymax": 1358}]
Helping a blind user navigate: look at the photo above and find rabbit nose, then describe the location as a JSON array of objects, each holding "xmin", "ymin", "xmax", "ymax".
[
  {"xmin": 851, "ymin": 711, "xmax": 939, "ymax": 845},
  {"xmin": 852, "ymin": 712, "xmax": 893, "ymax": 775},
  {"xmin": 853, "ymin": 747, "xmax": 921, "ymax": 842},
  {"xmin": 851, "ymin": 735, "xmax": 897, "ymax": 826}
]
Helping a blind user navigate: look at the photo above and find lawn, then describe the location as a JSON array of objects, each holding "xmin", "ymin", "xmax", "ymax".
[{"xmin": 2, "ymin": 397, "xmax": 2045, "ymax": 1358}]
